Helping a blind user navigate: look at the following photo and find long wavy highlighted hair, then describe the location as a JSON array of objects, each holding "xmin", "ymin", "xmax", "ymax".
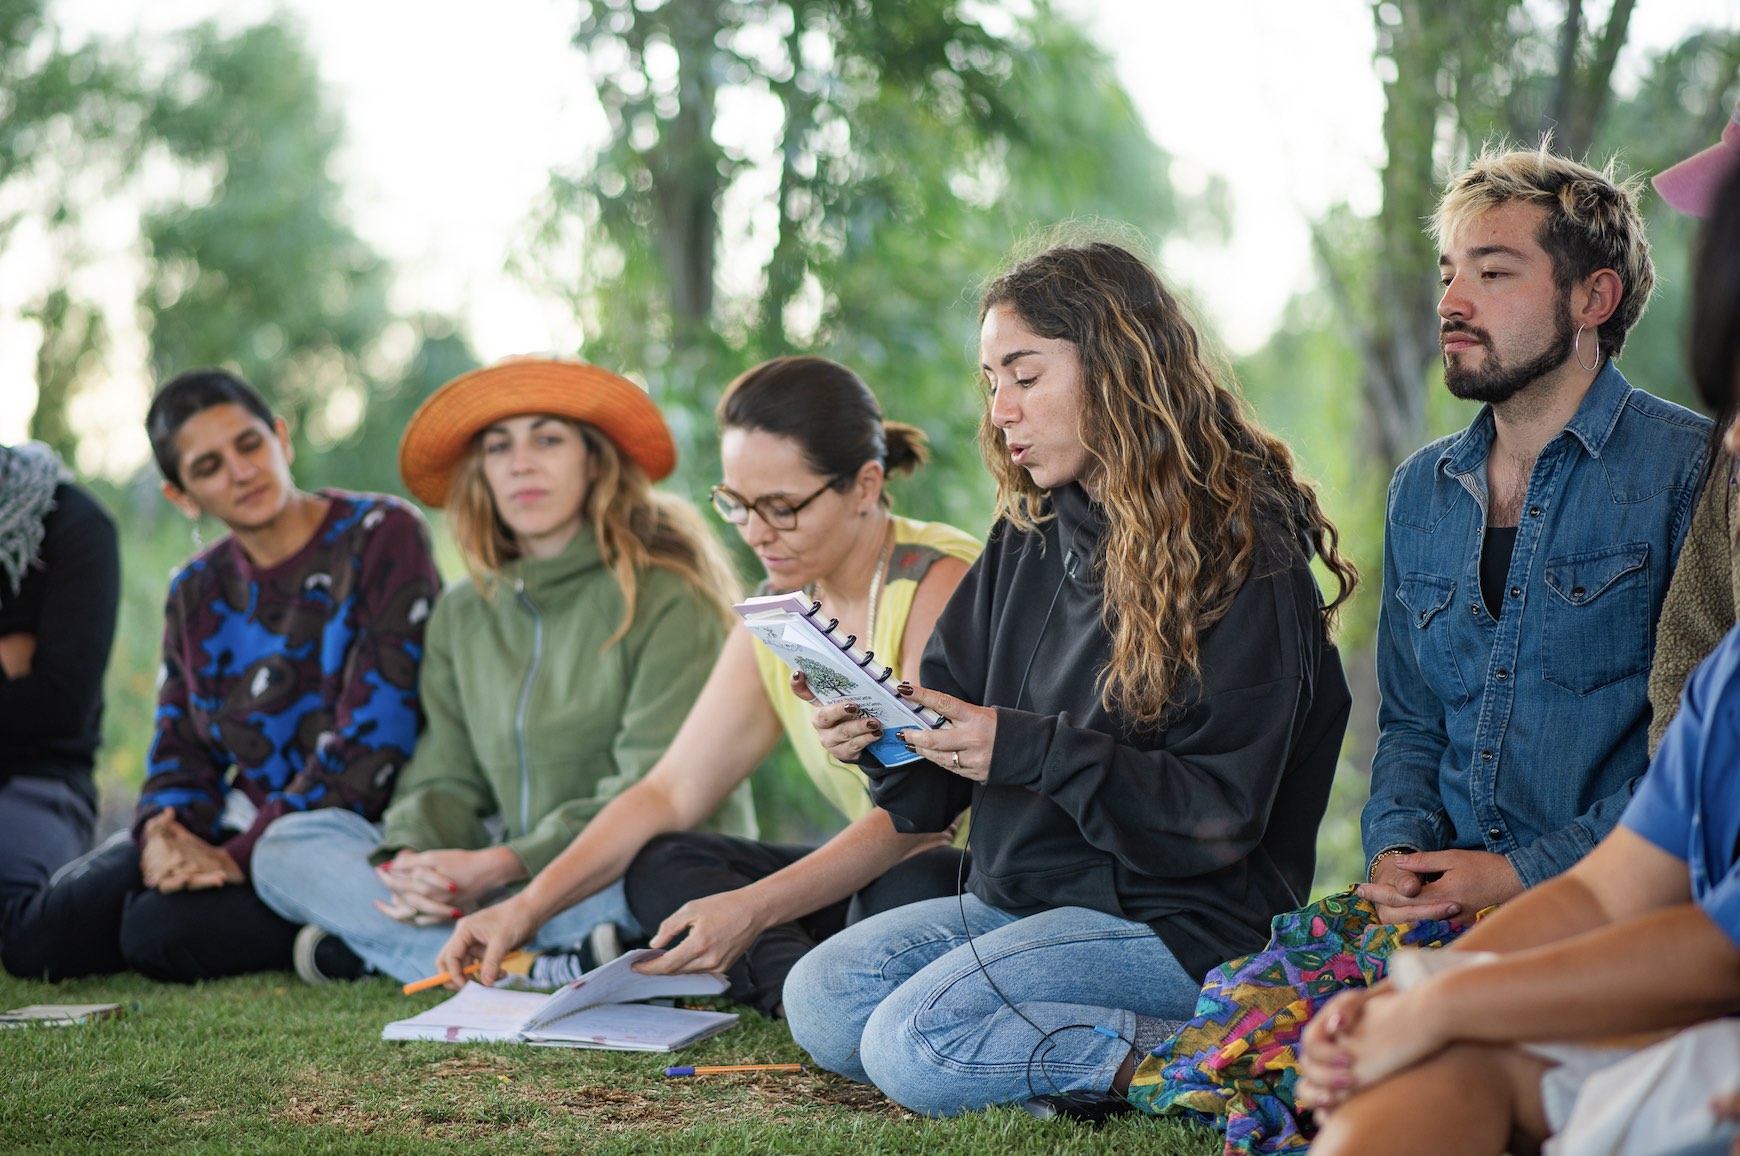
[
  {"xmin": 448, "ymin": 421, "xmax": 738, "ymax": 647},
  {"xmin": 978, "ymin": 239, "xmax": 1357, "ymax": 726}
]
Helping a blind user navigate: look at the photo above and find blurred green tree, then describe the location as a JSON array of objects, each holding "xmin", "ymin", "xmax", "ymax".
[
  {"xmin": 1, "ymin": 0, "xmax": 139, "ymax": 459},
  {"xmin": 138, "ymin": 17, "xmax": 396, "ymax": 464},
  {"xmin": 1242, "ymin": 10, "xmax": 1740, "ymax": 890},
  {"xmin": 526, "ymin": 0, "xmax": 1221, "ymax": 838},
  {"xmin": 5, "ymin": 13, "xmax": 479, "ymax": 813},
  {"xmin": 526, "ymin": 0, "xmax": 1223, "ymax": 530},
  {"xmin": 1321, "ymin": 1, "xmax": 1737, "ymax": 476},
  {"xmin": 134, "ymin": 15, "xmax": 481, "ymax": 498}
]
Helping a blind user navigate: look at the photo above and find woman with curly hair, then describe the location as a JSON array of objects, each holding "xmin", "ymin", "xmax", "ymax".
[{"xmin": 782, "ymin": 238, "xmax": 1358, "ymax": 1116}]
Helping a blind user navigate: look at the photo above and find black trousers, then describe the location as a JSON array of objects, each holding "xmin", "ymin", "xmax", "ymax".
[
  {"xmin": 0, "ymin": 775, "xmax": 95, "ymax": 947},
  {"xmin": 0, "ymin": 834, "xmax": 299, "ymax": 984},
  {"xmin": 623, "ymin": 831, "xmax": 967, "ymax": 1017}
]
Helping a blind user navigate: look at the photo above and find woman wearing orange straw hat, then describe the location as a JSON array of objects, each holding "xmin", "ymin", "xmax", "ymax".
[
  {"xmin": 251, "ymin": 357, "xmax": 752, "ymax": 985},
  {"xmin": 434, "ymin": 356, "xmax": 980, "ymax": 1016}
]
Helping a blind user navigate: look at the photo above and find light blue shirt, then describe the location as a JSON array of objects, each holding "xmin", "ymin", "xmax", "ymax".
[
  {"xmin": 1623, "ymin": 625, "xmax": 1740, "ymax": 947},
  {"xmin": 1364, "ymin": 363, "xmax": 1709, "ymax": 886}
]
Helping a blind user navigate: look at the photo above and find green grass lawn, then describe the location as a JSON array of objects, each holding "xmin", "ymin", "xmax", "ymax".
[{"xmin": 0, "ymin": 971, "xmax": 1223, "ymax": 1154}]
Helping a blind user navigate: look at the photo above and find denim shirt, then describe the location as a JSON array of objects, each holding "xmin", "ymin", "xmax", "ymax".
[{"xmin": 1364, "ymin": 364, "xmax": 1709, "ymax": 888}]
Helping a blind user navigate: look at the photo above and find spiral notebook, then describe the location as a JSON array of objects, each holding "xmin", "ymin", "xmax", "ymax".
[
  {"xmin": 381, "ymin": 949, "xmax": 738, "ymax": 1052},
  {"xmin": 735, "ymin": 592, "xmax": 948, "ymax": 767}
]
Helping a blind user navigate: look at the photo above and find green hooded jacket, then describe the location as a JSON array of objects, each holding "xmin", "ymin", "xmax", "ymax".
[{"xmin": 374, "ymin": 527, "xmax": 754, "ymax": 874}]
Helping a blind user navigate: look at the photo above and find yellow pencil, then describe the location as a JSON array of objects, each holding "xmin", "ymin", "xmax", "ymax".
[{"xmin": 664, "ymin": 1063, "xmax": 805, "ymax": 1077}]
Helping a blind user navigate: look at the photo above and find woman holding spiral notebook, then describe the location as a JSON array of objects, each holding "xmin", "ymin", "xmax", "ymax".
[
  {"xmin": 782, "ymin": 237, "xmax": 1359, "ymax": 1116},
  {"xmin": 434, "ymin": 356, "xmax": 980, "ymax": 1016}
]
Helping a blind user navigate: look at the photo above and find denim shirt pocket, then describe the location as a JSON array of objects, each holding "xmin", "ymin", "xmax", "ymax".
[
  {"xmin": 1394, "ymin": 573, "xmax": 1468, "ymax": 710},
  {"xmin": 1542, "ymin": 542, "xmax": 1651, "ymax": 695}
]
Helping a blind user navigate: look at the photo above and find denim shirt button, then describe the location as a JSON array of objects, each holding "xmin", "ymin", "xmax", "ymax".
[
  {"xmin": 1487, "ymin": 827, "xmax": 1503, "ymax": 840},
  {"xmin": 1495, "ymin": 668, "xmax": 1510, "ymax": 681},
  {"xmin": 1470, "ymin": 604, "xmax": 1481, "ymax": 616},
  {"xmin": 1571, "ymin": 586, "xmax": 1586, "ymax": 599},
  {"xmin": 1509, "ymin": 586, "xmax": 1521, "ymax": 598},
  {"xmin": 1480, "ymin": 749, "xmax": 1493, "ymax": 761},
  {"xmin": 1528, "ymin": 505, "xmax": 1542, "ymax": 517}
]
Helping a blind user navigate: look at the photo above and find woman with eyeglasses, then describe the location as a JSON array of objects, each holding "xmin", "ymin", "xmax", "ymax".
[{"xmin": 436, "ymin": 356, "xmax": 980, "ymax": 1015}]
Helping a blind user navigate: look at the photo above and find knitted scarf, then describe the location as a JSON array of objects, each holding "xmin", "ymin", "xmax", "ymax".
[{"xmin": 0, "ymin": 442, "xmax": 73, "ymax": 598}]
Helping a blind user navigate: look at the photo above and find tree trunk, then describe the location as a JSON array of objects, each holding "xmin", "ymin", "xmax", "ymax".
[{"xmin": 649, "ymin": 0, "xmax": 725, "ymax": 333}]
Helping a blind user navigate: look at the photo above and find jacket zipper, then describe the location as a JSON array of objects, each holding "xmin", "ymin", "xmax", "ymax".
[{"xmin": 513, "ymin": 579, "xmax": 543, "ymax": 835}]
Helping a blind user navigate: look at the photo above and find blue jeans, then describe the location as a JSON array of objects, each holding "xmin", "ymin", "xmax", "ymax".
[
  {"xmin": 251, "ymin": 809, "xmax": 641, "ymax": 983},
  {"xmin": 782, "ymin": 895, "xmax": 1201, "ymax": 1116}
]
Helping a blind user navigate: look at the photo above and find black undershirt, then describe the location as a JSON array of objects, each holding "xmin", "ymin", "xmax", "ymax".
[{"xmin": 1480, "ymin": 525, "xmax": 1519, "ymax": 619}]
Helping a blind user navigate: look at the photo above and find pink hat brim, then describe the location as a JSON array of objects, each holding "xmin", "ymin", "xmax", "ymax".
[{"xmin": 1653, "ymin": 111, "xmax": 1740, "ymax": 218}]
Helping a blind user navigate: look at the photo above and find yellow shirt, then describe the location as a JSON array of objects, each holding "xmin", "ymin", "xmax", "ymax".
[{"xmin": 753, "ymin": 515, "xmax": 982, "ymax": 823}]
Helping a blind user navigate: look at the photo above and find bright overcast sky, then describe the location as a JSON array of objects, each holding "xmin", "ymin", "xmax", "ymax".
[{"xmin": 3, "ymin": 0, "xmax": 1735, "ymax": 464}]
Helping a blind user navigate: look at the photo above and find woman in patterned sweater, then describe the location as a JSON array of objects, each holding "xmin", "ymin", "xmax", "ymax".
[{"xmin": 1, "ymin": 369, "xmax": 439, "ymax": 983}]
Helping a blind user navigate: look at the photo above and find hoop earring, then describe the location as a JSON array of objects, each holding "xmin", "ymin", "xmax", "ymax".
[
  {"xmin": 191, "ymin": 518, "xmax": 204, "ymax": 550},
  {"xmin": 1575, "ymin": 324, "xmax": 1600, "ymax": 374}
]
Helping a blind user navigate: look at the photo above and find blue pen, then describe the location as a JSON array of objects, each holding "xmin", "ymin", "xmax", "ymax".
[{"xmin": 664, "ymin": 1063, "xmax": 805, "ymax": 1077}]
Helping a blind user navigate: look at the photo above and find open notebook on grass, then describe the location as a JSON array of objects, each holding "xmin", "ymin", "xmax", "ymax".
[{"xmin": 382, "ymin": 949, "xmax": 738, "ymax": 1051}]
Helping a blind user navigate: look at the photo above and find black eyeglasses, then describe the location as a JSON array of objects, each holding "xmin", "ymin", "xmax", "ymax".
[{"xmin": 709, "ymin": 476, "xmax": 844, "ymax": 530}]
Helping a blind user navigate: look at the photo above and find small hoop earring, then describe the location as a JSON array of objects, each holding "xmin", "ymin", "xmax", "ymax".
[
  {"xmin": 1575, "ymin": 324, "xmax": 1600, "ymax": 373},
  {"xmin": 191, "ymin": 519, "xmax": 204, "ymax": 550}
]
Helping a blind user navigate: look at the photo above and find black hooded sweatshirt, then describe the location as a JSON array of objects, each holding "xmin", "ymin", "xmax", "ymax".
[{"xmin": 867, "ymin": 482, "xmax": 1351, "ymax": 982}]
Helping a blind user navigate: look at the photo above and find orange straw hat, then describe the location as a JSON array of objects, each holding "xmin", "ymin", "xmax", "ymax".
[{"xmin": 398, "ymin": 357, "xmax": 677, "ymax": 507}]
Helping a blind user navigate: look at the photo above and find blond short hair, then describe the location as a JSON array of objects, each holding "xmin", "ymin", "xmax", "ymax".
[{"xmin": 1433, "ymin": 145, "xmax": 1654, "ymax": 356}]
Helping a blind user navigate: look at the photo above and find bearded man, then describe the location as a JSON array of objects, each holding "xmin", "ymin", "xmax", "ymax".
[{"xmin": 1357, "ymin": 147, "xmax": 1710, "ymax": 924}]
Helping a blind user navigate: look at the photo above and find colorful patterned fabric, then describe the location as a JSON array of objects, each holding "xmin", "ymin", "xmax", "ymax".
[
  {"xmin": 1126, "ymin": 891, "xmax": 1468, "ymax": 1154},
  {"xmin": 137, "ymin": 491, "xmax": 440, "ymax": 874}
]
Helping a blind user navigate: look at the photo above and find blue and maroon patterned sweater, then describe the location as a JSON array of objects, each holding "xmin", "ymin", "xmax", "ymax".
[{"xmin": 135, "ymin": 490, "xmax": 440, "ymax": 874}]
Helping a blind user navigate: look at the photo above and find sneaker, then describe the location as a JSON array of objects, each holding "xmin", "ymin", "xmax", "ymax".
[
  {"xmin": 524, "ymin": 922, "xmax": 627, "ymax": 988},
  {"xmin": 292, "ymin": 925, "xmax": 372, "ymax": 984},
  {"xmin": 586, "ymin": 921, "xmax": 625, "ymax": 970}
]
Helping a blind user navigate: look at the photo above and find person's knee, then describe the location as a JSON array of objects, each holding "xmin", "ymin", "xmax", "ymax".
[
  {"xmin": 857, "ymin": 994, "xmax": 972, "ymax": 1117},
  {"xmin": 118, "ymin": 895, "xmax": 211, "ymax": 983},
  {"xmin": 1, "ymin": 836, "xmax": 137, "ymax": 980},
  {"xmin": 250, "ymin": 816, "xmax": 308, "ymax": 895},
  {"xmin": 624, "ymin": 832, "xmax": 727, "ymax": 890},
  {"xmin": 782, "ymin": 941, "xmax": 837, "ymax": 1049},
  {"xmin": 625, "ymin": 832, "xmax": 699, "ymax": 879},
  {"xmin": 622, "ymin": 831, "xmax": 745, "ymax": 925},
  {"xmin": 254, "ymin": 808, "xmax": 369, "ymax": 860},
  {"xmin": 251, "ymin": 810, "xmax": 371, "ymax": 910},
  {"xmin": 2, "ymin": 935, "xmax": 60, "ymax": 981},
  {"xmin": 1311, "ymin": 1043, "xmax": 1535, "ymax": 1156},
  {"xmin": 783, "ymin": 936, "xmax": 872, "ymax": 1072}
]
